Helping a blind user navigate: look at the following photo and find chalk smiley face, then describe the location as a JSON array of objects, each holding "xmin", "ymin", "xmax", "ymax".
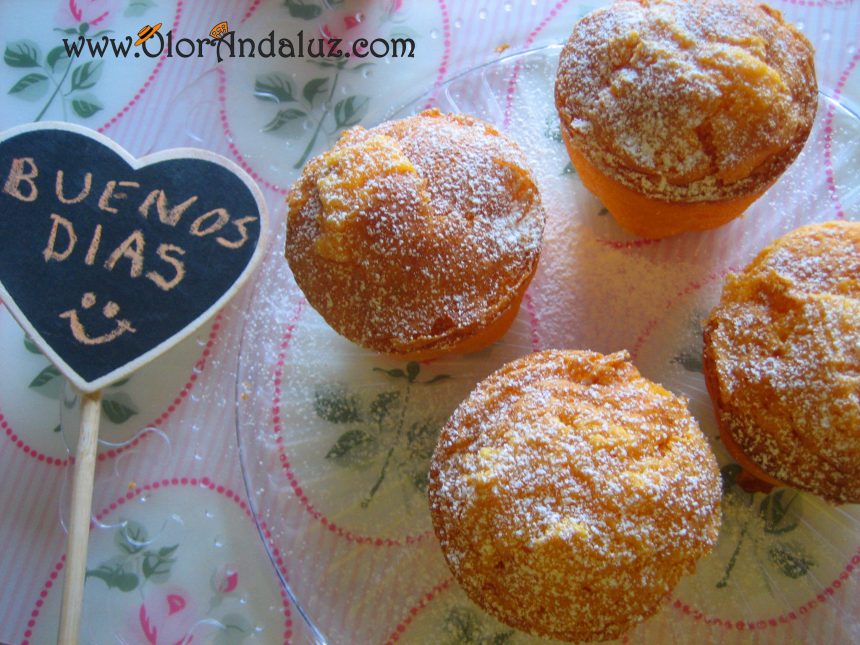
[{"xmin": 59, "ymin": 292, "xmax": 137, "ymax": 346}]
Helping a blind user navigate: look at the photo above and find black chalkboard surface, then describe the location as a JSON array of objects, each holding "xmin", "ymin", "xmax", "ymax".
[{"xmin": 0, "ymin": 122, "xmax": 268, "ymax": 392}]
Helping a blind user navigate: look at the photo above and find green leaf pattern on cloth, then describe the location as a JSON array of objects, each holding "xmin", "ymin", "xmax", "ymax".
[
  {"xmin": 442, "ymin": 606, "xmax": 515, "ymax": 645},
  {"xmin": 4, "ymin": 19, "xmax": 111, "ymax": 121},
  {"xmin": 315, "ymin": 362, "xmax": 449, "ymax": 508},
  {"xmin": 716, "ymin": 464, "xmax": 816, "ymax": 589},
  {"xmin": 87, "ymin": 520, "xmax": 177, "ymax": 593},
  {"xmin": 254, "ymin": 62, "xmax": 373, "ymax": 168},
  {"xmin": 24, "ymin": 333, "xmax": 139, "ymax": 432}
]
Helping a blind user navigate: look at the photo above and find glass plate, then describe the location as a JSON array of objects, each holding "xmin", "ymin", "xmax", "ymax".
[{"xmin": 236, "ymin": 45, "xmax": 860, "ymax": 645}]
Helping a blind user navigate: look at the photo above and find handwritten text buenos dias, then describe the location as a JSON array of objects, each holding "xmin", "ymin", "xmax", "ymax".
[{"xmin": 2, "ymin": 157, "xmax": 258, "ymax": 292}]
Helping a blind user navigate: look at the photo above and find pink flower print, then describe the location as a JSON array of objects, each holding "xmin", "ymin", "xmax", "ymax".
[
  {"xmin": 167, "ymin": 594, "xmax": 187, "ymax": 615},
  {"xmin": 208, "ymin": 564, "xmax": 241, "ymax": 612},
  {"xmin": 343, "ymin": 13, "xmax": 363, "ymax": 31},
  {"xmin": 319, "ymin": 1, "xmax": 369, "ymax": 42},
  {"xmin": 214, "ymin": 564, "xmax": 239, "ymax": 595},
  {"xmin": 137, "ymin": 588, "xmax": 198, "ymax": 645},
  {"xmin": 55, "ymin": 0, "xmax": 121, "ymax": 29}
]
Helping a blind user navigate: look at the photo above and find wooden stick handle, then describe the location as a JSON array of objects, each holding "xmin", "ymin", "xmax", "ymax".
[{"xmin": 58, "ymin": 391, "xmax": 102, "ymax": 645}]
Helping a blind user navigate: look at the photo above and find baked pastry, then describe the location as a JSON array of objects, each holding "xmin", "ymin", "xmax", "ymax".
[
  {"xmin": 703, "ymin": 221, "xmax": 860, "ymax": 504},
  {"xmin": 286, "ymin": 109, "xmax": 545, "ymax": 360},
  {"xmin": 428, "ymin": 349, "xmax": 721, "ymax": 642},
  {"xmin": 555, "ymin": 0, "xmax": 817, "ymax": 239}
]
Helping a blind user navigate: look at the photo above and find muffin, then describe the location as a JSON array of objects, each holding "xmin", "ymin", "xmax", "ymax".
[
  {"xmin": 555, "ymin": 0, "xmax": 817, "ymax": 239},
  {"xmin": 428, "ymin": 350, "xmax": 721, "ymax": 642},
  {"xmin": 286, "ymin": 109, "xmax": 545, "ymax": 360},
  {"xmin": 703, "ymin": 221, "xmax": 860, "ymax": 504}
]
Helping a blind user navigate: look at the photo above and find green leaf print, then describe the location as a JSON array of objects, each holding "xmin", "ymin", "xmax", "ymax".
[
  {"xmin": 6, "ymin": 29, "xmax": 106, "ymax": 120},
  {"xmin": 262, "ymin": 58, "xmax": 376, "ymax": 168},
  {"xmin": 29, "ymin": 365, "xmax": 61, "ymax": 389},
  {"xmin": 333, "ymin": 95, "xmax": 370, "ymax": 128},
  {"xmin": 402, "ymin": 419, "xmax": 438, "ymax": 493},
  {"xmin": 302, "ymin": 77, "xmax": 329, "ymax": 106},
  {"xmin": 116, "ymin": 520, "xmax": 148, "ymax": 555},
  {"xmin": 760, "ymin": 490, "xmax": 800, "ymax": 535},
  {"xmin": 326, "ymin": 429, "xmax": 379, "ymax": 466},
  {"xmin": 425, "ymin": 374, "xmax": 452, "ymax": 385},
  {"xmin": 71, "ymin": 96, "xmax": 103, "ymax": 118},
  {"xmin": 263, "ymin": 107, "xmax": 307, "ymax": 133},
  {"xmin": 70, "ymin": 61, "xmax": 102, "ymax": 91},
  {"xmin": 45, "ymin": 45, "xmax": 69, "ymax": 71},
  {"xmin": 373, "ymin": 367, "xmax": 406, "ymax": 379},
  {"xmin": 317, "ymin": 364, "xmax": 451, "ymax": 507},
  {"xmin": 9, "ymin": 73, "xmax": 48, "ymax": 95},
  {"xmin": 369, "ymin": 391, "xmax": 400, "ymax": 423},
  {"xmin": 29, "ymin": 361, "xmax": 63, "ymax": 401},
  {"xmin": 4, "ymin": 40, "xmax": 40, "ymax": 67},
  {"xmin": 142, "ymin": 544, "xmax": 179, "ymax": 582},
  {"xmin": 91, "ymin": 522, "xmax": 180, "ymax": 593},
  {"xmin": 254, "ymin": 73, "xmax": 295, "ymax": 104},
  {"xmin": 673, "ymin": 348, "xmax": 703, "ymax": 373},
  {"xmin": 672, "ymin": 310, "xmax": 707, "ymax": 373},
  {"xmin": 314, "ymin": 384, "xmax": 362, "ymax": 423},
  {"xmin": 443, "ymin": 606, "xmax": 515, "ymax": 644},
  {"xmin": 23, "ymin": 335, "xmax": 42, "ymax": 354},
  {"xmin": 102, "ymin": 392, "xmax": 138, "ymax": 424},
  {"xmin": 125, "ymin": 0, "xmax": 157, "ymax": 17},
  {"xmin": 768, "ymin": 541, "xmax": 814, "ymax": 579},
  {"xmin": 86, "ymin": 561, "xmax": 139, "ymax": 592},
  {"xmin": 214, "ymin": 613, "xmax": 252, "ymax": 645},
  {"xmin": 717, "ymin": 464, "xmax": 815, "ymax": 588},
  {"xmin": 284, "ymin": 0, "xmax": 323, "ymax": 20}
]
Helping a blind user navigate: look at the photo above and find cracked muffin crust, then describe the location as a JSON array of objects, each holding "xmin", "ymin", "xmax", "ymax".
[
  {"xmin": 555, "ymin": 0, "xmax": 817, "ymax": 237},
  {"xmin": 428, "ymin": 350, "xmax": 721, "ymax": 642},
  {"xmin": 704, "ymin": 221, "xmax": 860, "ymax": 504},
  {"xmin": 286, "ymin": 109, "xmax": 545, "ymax": 359}
]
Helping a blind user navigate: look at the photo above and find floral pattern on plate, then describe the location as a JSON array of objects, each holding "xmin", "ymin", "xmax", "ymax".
[
  {"xmin": 634, "ymin": 275, "xmax": 860, "ymax": 631},
  {"xmin": 219, "ymin": 0, "xmax": 447, "ymax": 191},
  {"xmin": 24, "ymin": 478, "xmax": 291, "ymax": 644},
  {"xmin": 238, "ymin": 45, "xmax": 860, "ymax": 644},
  {"xmin": 256, "ymin": 292, "xmax": 539, "ymax": 542},
  {"xmin": 0, "ymin": 304, "xmax": 220, "ymax": 463},
  {"xmin": 0, "ymin": 0, "xmax": 179, "ymax": 127}
]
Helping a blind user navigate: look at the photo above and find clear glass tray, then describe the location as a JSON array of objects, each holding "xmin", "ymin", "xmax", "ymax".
[{"xmin": 236, "ymin": 45, "xmax": 860, "ymax": 644}]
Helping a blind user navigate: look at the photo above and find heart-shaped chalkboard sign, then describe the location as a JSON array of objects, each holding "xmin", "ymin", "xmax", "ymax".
[{"xmin": 0, "ymin": 122, "xmax": 268, "ymax": 393}]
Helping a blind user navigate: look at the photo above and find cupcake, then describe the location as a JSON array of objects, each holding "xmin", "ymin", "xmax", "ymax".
[
  {"xmin": 428, "ymin": 349, "xmax": 721, "ymax": 642},
  {"xmin": 555, "ymin": 0, "xmax": 817, "ymax": 238},
  {"xmin": 703, "ymin": 221, "xmax": 860, "ymax": 504},
  {"xmin": 286, "ymin": 109, "xmax": 545, "ymax": 360}
]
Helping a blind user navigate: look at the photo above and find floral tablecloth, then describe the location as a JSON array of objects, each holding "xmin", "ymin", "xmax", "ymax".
[{"xmin": 0, "ymin": 1, "xmax": 858, "ymax": 644}]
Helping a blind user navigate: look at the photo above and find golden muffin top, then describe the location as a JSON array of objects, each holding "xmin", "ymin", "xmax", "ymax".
[
  {"xmin": 429, "ymin": 349, "xmax": 721, "ymax": 642},
  {"xmin": 555, "ymin": 0, "xmax": 817, "ymax": 202},
  {"xmin": 286, "ymin": 109, "xmax": 544, "ymax": 356},
  {"xmin": 704, "ymin": 221, "xmax": 860, "ymax": 503}
]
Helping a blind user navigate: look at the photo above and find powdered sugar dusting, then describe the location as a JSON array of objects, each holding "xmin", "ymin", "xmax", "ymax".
[
  {"xmin": 704, "ymin": 221, "xmax": 860, "ymax": 503},
  {"xmin": 286, "ymin": 109, "xmax": 545, "ymax": 355},
  {"xmin": 428, "ymin": 349, "xmax": 721, "ymax": 642},
  {"xmin": 555, "ymin": 0, "xmax": 817, "ymax": 202}
]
